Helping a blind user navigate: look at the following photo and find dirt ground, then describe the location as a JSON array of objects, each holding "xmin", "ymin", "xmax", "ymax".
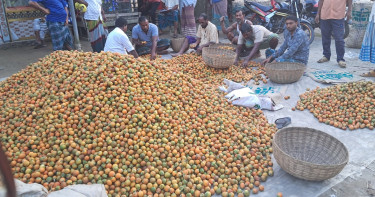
[{"xmin": 1, "ymin": 31, "xmax": 375, "ymax": 197}]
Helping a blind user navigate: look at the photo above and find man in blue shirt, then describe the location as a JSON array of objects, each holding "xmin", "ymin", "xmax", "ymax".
[
  {"xmin": 29, "ymin": 0, "xmax": 73, "ymax": 51},
  {"xmin": 132, "ymin": 16, "xmax": 170, "ymax": 60},
  {"xmin": 262, "ymin": 15, "xmax": 310, "ymax": 65}
]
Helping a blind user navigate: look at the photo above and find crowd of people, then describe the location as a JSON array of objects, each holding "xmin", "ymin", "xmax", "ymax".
[{"xmin": 28, "ymin": 0, "xmax": 353, "ymax": 67}]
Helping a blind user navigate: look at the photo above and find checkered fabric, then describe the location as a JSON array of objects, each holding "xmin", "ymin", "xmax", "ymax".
[{"xmin": 47, "ymin": 21, "xmax": 73, "ymax": 51}]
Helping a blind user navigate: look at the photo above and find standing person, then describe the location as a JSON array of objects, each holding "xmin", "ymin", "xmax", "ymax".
[
  {"xmin": 76, "ymin": 0, "xmax": 108, "ymax": 52},
  {"xmin": 132, "ymin": 16, "xmax": 170, "ymax": 60},
  {"xmin": 33, "ymin": 16, "xmax": 48, "ymax": 49},
  {"xmin": 29, "ymin": 0, "xmax": 73, "ymax": 51},
  {"xmin": 141, "ymin": 0, "xmax": 161, "ymax": 24},
  {"xmin": 262, "ymin": 16, "xmax": 310, "ymax": 65},
  {"xmin": 315, "ymin": 0, "xmax": 353, "ymax": 68},
  {"xmin": 104, "ymin": 17, "xmax": 139, "ymax": 58},
  {"xmin": 158, "ymin": 0, "xmax": 179, "ymax": 38},
  {"xmin": 209, "ymin": 0, "xmax": 229, "ymax": 31},
  {"xmin": 359, "ymin": 0, "xmax": 375, "ymax": 64},
  {"xmin": 172, "ymin": 13, "xmax": 218, "ymax": 56},
  {"xmin": 220, "ymin": 10, "xmax": 252, "ymax": 45},
  {"xmin": 179, "ymin": 0, "xmax": 197, "ymax": 36}
]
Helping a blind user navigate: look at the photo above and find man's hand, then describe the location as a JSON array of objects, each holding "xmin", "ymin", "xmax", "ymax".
[
  {"xmin": 315, "ymin": 15, "xmax": 319, "ymax": 24},
  {"xmin": 190, "ymin": 43, "xmax": 197, "ymax": 49},
  {"xmin": 346, "ymin": 12, "xmax": 352, "ymax": 21},
  {"xmin": 172, "ymin": 5, "xmax": 178, "ymax": 10},
  {"xmin": 44, "ymin": 8, "xmax": 50, "ymax": 15},
  {"xmin": 220, "ymin": 16, "xmax": 225, "ymax": 23},
  {"xmin": 196, "ymin": 45, "xmax": 204, "ymax": 54},
  {"xmin": 150, "ymin": 53, "xmax": 156, "ymax": 60},
  {"xmin": 241, "ymin": 60, "xmax": 249, "ymax": 67},
  {"xmin": 261, "ymin": 57, "xmax": 272, "ymax": 66},
  {"xmin": 65, "ymin": 18, "xmax": 69, "ymax": 26}
]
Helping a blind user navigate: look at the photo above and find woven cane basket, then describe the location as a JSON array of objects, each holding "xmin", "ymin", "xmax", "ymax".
[
  {"xmin": 202, "ymin": 47, "xmax": 236, "ymax": 69},
  {"xmin": 273, "ymin": 127, "xmax": 349, "ymax": 181},
  {"xmin": 265, "ymin": 62, "xmax": 305, "ymax": 84},
  {"xmin": 171, "ymin": 37, "xmax": 185, "ymax": 53},
  {"xmin": 209, "ymin": 43, "xmax": 236, "ymax": 51}
]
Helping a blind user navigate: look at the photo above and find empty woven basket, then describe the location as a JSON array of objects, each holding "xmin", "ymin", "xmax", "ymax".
[
  {"xmin": 273, "ymin": 127, "xmax": 349, "ymax": 181},
  {"xmin": 202, "ymin": 47, "xmax": 236, "ymax": 69},
  {"xmin": 171, "ymin": 37, "xmax": 185, "ymax": 53},
  {"xmin": 265, "ymin": 62, "xmax": 305, "ymax": 84}
]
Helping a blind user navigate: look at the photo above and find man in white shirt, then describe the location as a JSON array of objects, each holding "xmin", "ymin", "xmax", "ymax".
[
  {"xmin": 104, "ymin": 17, "xmax": 139, "ymax": 58},
  {"xmin": 76, "ymin": 0, "xmax": 108, "ymax": 52}
]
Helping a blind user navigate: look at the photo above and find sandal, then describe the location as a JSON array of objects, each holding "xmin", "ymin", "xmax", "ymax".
[{"xmin": 275, "ymin": 117, "xmax": 291, "ymax": 129}]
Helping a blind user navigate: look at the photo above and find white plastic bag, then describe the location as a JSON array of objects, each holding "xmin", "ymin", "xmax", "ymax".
[
  {"xmin": 14, "ymin": 179, "xmax": 48, "ymax": 197},
  {"xmin": 48, "ymin": 184, "xmax": 107, "ymax": 197},
  {"xmin": 221, "ymin": 79, "xmax": 284, "ymax": 110},
  {"xmin": 225, "ymin": 88, "xmax": 261, "ymax": 109},
  {"xmin": 219, "ymin": 79, "xmax": 245, "ymax": 93}
]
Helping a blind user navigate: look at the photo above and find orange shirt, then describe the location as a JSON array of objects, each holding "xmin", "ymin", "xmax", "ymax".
[{"xmin": 320, "ymin": 0, "xmax": 347, "ymax": 20}]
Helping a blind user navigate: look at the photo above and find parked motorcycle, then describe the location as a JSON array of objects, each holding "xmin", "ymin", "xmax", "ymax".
[
  {"xmin": 243, "ymin": 0, "xmax": 315, "ymax": 44},
  {"xmin": 302, "ymin": 0, "xmax": 350, "ymax": 39}
]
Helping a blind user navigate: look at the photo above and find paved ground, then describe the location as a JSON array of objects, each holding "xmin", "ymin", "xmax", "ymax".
[{"xmin": 1, "ymin": 31, "xmax": 375, "ymax": 197}]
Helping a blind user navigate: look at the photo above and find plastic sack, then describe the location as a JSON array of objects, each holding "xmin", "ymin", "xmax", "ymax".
[
  {"xmin": 221, "ymin": 79, "xmax": 283, "ymax": 111},
  {"xmin": 225, "ymin": 87, "xmax": 261, "ymax": 109},
  {"xmin": 48, "ymin": 184, "xmax": 107, "ymax": 197},
  {"xmin": 219, "ymin": 79, "xmax": 245, "ymax": 93},
  {"xmin": 14, "ymin": 179, "xmax": 48, "ymax": 197},
  {"xmin": 346, "ymin": 1, "xmax": 373, "ymax": 48}
]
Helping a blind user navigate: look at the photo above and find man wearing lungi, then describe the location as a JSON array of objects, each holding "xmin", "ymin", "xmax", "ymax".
[
  {"xmin": 172, "ymin": 13, "xmax": 218, "ymax": 57},
  {"xmin": 75, "ymin": 0, "xmax": 108, "ymax": 52},
  {"xmin": 220, "ymin": 9, "xmax": 252, "ymax": 45},
  {"xmin": 132, "ymin": 16, "xmax": 170, "ymax": 60},
  {"xmin": 179, "ymin": 0, "xmax": 197, "ymax": 36},
  {"xmin": 29, "ymin": 0, "xmax": 73, "ymax": 51}
]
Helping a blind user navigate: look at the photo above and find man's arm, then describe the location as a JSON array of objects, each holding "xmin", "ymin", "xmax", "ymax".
[
  {"xmin": 220, "ymin": 17, "xmax": 236, "ymax": 34},
  {"xmin": 150, "ymin": 36, "xmax": 158, "ymax": 60},
  {"xmin": 242, "ymin": 42, "xmax": 261, "ymax": 65},
  {"xmin": 234, "ymin": 44, "xmax": 243, "ymax": 66},
  {"xmin": 195, "ymin": 37, "xmax": 201, "ymax": 46},
  {"xmin": 29, "ymin": 1, "xmax": 50, "ymax": 15},
  {"xmin": 128, "ymin": 50, "xmax": 139, "ymax": 58},
  {"xmin": 65, "ymin": 6, "xmax": 69, "ymax": 25},
  {"xmin": 346, "ymin": 0, "xmax": 352, "ymax": 20},
  {"xmin": 101, "ymin": 7, "xmax": 106, "ymax": 22},
  {"xmin": 315, "ymin": 0, "xmax": 324, "ymax": 23}
]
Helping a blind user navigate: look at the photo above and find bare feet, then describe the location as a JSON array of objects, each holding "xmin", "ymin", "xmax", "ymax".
[{"xmin": 171, "ymin": 53, "xmax": 182, "ymax": 57}]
